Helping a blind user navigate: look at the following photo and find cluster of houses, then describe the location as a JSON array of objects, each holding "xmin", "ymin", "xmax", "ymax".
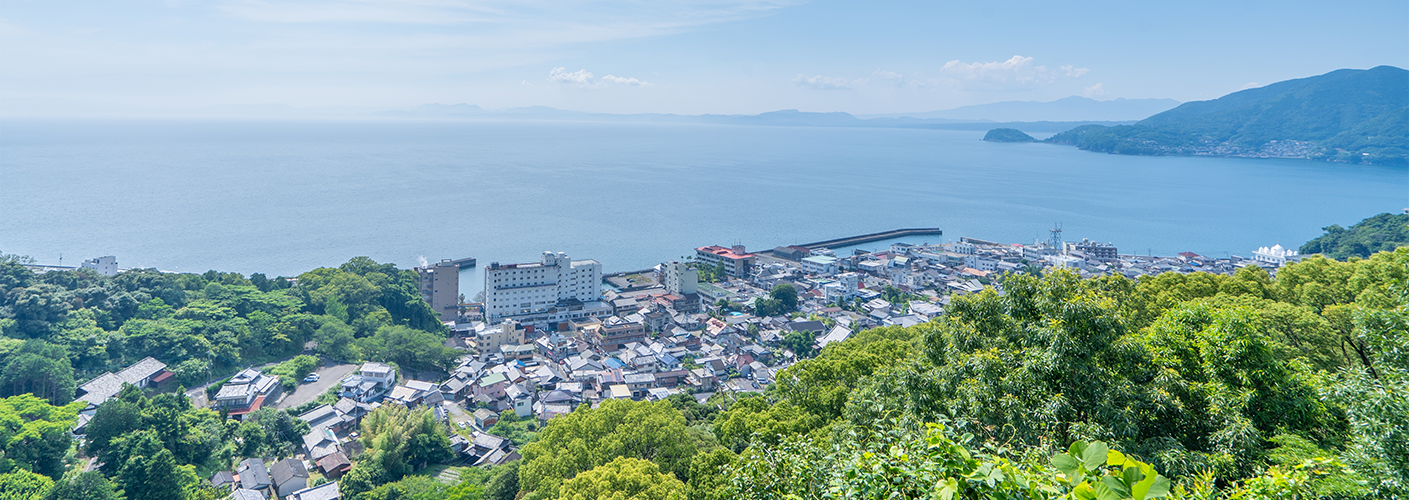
[
  {"xmin": 762, "ymin": 237, "xmax": 1301, "ymax": 297},
  {"xmin": 214, "ymin": 458, "xmax": 338, "ymax": 500},
  {"xmin": 66, "ymin": 237, "xmax": 1305, "ymax": 500}
]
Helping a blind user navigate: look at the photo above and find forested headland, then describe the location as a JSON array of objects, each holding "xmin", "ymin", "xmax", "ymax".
[
  {"xmin": 1042, "ymin": 66, "xmax": 1408, "ymax": 165},
  {"xmin": 1, "ymin": 248, "xmax": 1406, "ymax": 500},
  {"xmin": 1301, "ymin": 212, "xmax": 1409, "ymax": 261}
]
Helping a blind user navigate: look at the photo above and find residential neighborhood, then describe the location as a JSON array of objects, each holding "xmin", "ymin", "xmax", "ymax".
[{"xmin": 47, "ymin": 232, "xmax": 1311, "ymax": 500}]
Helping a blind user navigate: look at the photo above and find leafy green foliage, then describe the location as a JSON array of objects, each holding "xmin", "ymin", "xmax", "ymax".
[
  {"xmin": 1301, "ymin": 212, "xmax": 1409, "ymax": 260},
  {"xmin": 487, "ymin": 410, "xmax": 538, "ymax": 447},
  {"xmin": 0, "ymin": 341, "xmax": 76, "ymax": 405},
  {"xmin": 714, "ymin": 396, "xmax": 824, "ymax": 452},
  {"xmin": 342, "ymin": 404, "xmax": 454, "ymax": 498},
  {"xmin": 0, "ymin": 395, "xmax": 82, "ymax": 479},
  {"xmin": 0, "ymin": 256, "xmax": 445, "ymax": 396},
  {"xmin": 0, "ymin": 469, "xmax": 53, "ymax": 500},
  {"xmin": 518, "ymin": 399, "xmax": 697, "ymax": 499},
  {"xmin": 358, "ymin": 475, "xmax": 464, "ymax": 500},
  {"xmin": 45, "ymin": 471, "xmax": 124, "ymax": 500},
  {"xmin": 557, "ymin": 456, "xmax": 687, "ymax": 500},
  {"xmin": 265, "ymin": 354, "xmax": 319, "ymax": 391},
  {"xmin": 751, "ymin": 284, "xmax": 799, "ymax": 318}
]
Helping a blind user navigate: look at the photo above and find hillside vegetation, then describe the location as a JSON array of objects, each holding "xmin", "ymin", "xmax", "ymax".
[
  {"xmin": 1301, "ymin": 212, "xmax": 1409, "ymax": 260},
  {"xmin": 1045, "ymin": 66, "xmax": 1409, "ymax": 165},
  {"xmin": 0, "ymin": 255, "xmax": 457, "ymax": 406}
]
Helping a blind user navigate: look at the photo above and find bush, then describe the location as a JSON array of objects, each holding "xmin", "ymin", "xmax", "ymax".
[{"xmin": 266, "ymin": 355, "xmax": 320, "ymax": 391}]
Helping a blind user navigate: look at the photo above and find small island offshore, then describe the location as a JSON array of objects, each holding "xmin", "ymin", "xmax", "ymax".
[
  {"xmin": 981, "ymin": 128, "xmax": 1037, "ymax": 142},
  {"xmin": 987, "ymin": 66, "xmax": 1408, "ymax": 165}
]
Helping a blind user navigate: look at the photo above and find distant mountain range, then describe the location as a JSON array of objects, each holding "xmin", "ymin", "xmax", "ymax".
[
  {"xmin": 0, "ymin": 95, "xmax": 1151, "ymax": 132},
  {"xmin": 1041, "ymin": 66, "xmax": 1408, "ymax": 165},
  {"xmin": 367, "ymin": 105, "xmax": 1133, "ymax": 132},
  {"xmin": 858, "ymin": 96, "xmax": 1182, "ymax": 122}
]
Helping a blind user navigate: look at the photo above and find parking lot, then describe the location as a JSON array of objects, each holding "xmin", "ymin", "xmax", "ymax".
[{"xmin": 275, "ymin": 363, "xmax": 357, "ymax": 409}]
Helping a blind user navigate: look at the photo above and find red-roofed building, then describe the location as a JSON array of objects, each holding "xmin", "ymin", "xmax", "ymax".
[{"xmin": 695, "ymin": 245, "xmax": 756, "ymax": 278}]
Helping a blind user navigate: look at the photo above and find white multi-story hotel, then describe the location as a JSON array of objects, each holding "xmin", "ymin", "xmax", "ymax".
[
  {"xmin": 483, "ymin": 252, "xmax": 609, "ymax": 326},
  {"xmin": 1253, "ymin": 244, "xmax": 1299, "ymax": 266}
]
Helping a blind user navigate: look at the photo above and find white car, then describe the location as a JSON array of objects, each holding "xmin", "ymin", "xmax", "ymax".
[{"xmin": 302, "ymin": 373, "xmax": 320, "ymax": 383}]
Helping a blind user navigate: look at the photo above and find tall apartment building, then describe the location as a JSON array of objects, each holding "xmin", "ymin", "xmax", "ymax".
[
  {"xmin": 416, "ymin": 259, "xmax": 460, "ymax": 322},
  {"xmin": 695, "ymin": 245, "xmax": 755, "ymax": 279},
  {"xmin": 484, "ymin": 252, "xmax": 606, "ymax": 325},
  {"xmin": 661, "ymin": 261, "xmax": 698, "ymax": 295}
]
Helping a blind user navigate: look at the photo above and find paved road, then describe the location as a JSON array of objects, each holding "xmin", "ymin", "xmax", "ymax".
[{"xmin": 275, "ymin": 363, "xmax": 357, "ymax": 409}]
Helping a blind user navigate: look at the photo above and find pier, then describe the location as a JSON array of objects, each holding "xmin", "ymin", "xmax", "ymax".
[{"xmin": 794, "ymin": 227, "xmax": 944, "ymax": 250}]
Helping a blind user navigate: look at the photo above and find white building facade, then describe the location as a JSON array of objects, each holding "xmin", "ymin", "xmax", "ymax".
[
  {"xmin": 662, "ymin": 261, "xmax": 698, "ymax": 295},
  {"xmin": 82, "ymin": 256, "xmax": 119, "ymax": 276},
  {"xmin": 484, "ymin": 252, "xmax": 607, "ymax": 326},
  {"xmin": 801, "ymin": 255, "xmax": 839, "ymax": 276},
  {"xmin": 1253, "ymin": 244, "xmax": 1299, "ymax": 266}
]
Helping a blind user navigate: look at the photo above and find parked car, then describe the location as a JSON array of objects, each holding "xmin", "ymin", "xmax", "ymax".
[{"xmin": 302, "ymin": 373, "xmax": 320, "ymax": 383}]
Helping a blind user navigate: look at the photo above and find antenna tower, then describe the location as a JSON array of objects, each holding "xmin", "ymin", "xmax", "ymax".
[{"xmin": 1048, "ymin": 223, "xmax": 1063, "ymax": 252}]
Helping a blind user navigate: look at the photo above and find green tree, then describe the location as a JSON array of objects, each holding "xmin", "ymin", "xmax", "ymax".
[
  {"xmin": 0, "ymin": 341, "xmax": 76, "ymax": 405},
  {"xmin": 358, "ymin": 325, "xmax": 459, "ymax": 373},
  {"xmin": 44, "ymin": 472, "xmax": 124, "ymax": 500},
  {"xmin": 482, "ymin": 462, "xmax": 520, "ymax": 500},
  {"xmin": 83, "ymin": 397, "xmax": 142, "ymax": 457},
  {"xmin": 558, "ymin": 457, "xmax": 687, "ymax": 500},
  {"xmin": 713, "ymin": 397, "xmax": 823, "ymax": 452},
  {"xmin": 358, "ymin": 475, "xmax": 450, "ymax": 500},
  {"xmin": 0, "ymin": 470, "xmax": 53, "ymax": 500},
  {"xmin": 685, "ymin": 448, "xmax": 735, "ymax": 500},
  {"xmin": 355, "ymin": 404, "xmax": 453, "ymax": 488},
  {"xmin": 0, "ymin": 395, "xmax": 82, "ymax": 479},
  {"xmin": 518, "ymin": 399, "xmax": 697, "ymax": 499},
  {"xmin": 770, "ymin": 284, "xmax": 798, "ymax": 312},
  {"xmin": 1319, "ymin": 277, "xmax": 1409, "ymax": 497}
]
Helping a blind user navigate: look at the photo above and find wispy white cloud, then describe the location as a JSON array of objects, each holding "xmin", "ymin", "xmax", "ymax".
[
  {"xmin": 549, "ymin": 68, "xmax": 651, "ymax": 87},
  {"xmin": 549, "ymin": 67, "xmax": 595, "ymax": 85},
  {"xmin": 792, "ymin": 74, "xmax": 861, "ymax": 90},
  {"xmin": 601, "ymin": 74, "xmax": 651, "ymax": 86},
  {"xmin": 869, "ymin": 70, "xmax": 906, "ymax": 88},
  {"xmin": 1083, "ymin": 82, "xmax": 1107, "ymax": 98},
  {"xmin": 1239, "ymin": 82, "xmax": 1262, "ymax": 90},
  {"xmin": 937, "ymin": 55, "xmax": 1085, "ymax": 91},
  {"xmin": 1061, "ymin": 65, "xmax": 1090, "ymax": 77}
]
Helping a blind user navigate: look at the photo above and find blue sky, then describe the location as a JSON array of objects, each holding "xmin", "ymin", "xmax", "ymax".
[{"xmin": 1, "ymin": 0, "xmax": 1405, "ymax": 114}]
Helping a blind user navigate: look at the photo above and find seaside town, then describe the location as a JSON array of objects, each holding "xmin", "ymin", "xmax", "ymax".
[{"xmin": 34, "ymin": 229, "xmax": 1308, "ymax": 500}]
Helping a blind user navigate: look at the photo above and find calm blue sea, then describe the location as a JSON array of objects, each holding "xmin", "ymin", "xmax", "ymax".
[{"xmin": 2, "ymin": 119, "xmax": 1406, "ymax": 297}]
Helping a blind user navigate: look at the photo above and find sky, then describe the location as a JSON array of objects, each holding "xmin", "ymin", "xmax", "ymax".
[{"xmin": 1, "ymin": 0, "xmax": 1406, "ymax": 115}]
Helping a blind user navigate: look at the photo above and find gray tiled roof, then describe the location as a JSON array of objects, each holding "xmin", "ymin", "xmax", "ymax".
[
  {"xmin": 289, "ymin": 481, "xmax": 340, "ymax": 500},
  {"xmin": 269, "ymin": 458, "xmax": 309, "ymax": 486},
  {"xmin": 236, "ymin": 458, "xmax": 271, "ymax": 489}
]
